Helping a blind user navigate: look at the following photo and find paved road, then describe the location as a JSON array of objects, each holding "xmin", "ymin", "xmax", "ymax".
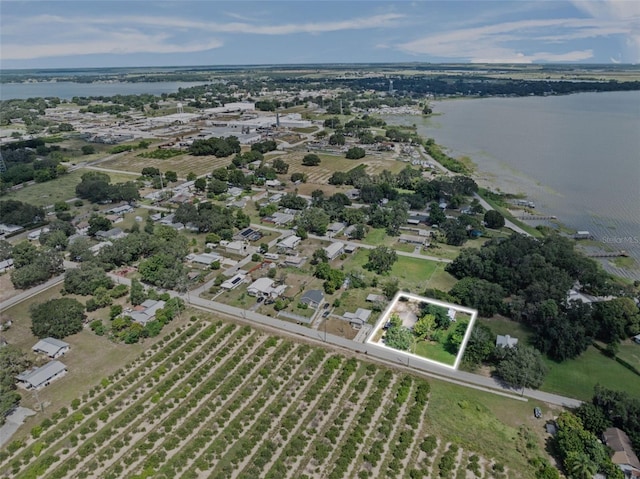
[
  {"xmin": 472, "ymin": 193, "xmax": 531, "ymax": 237},
  {"xmin": 250, "ymin": 223, "xmax": 452, "ymax": 264},
  {"xmin": 0, "ymin": 274, "xmax": 65, "ymax": 313}
]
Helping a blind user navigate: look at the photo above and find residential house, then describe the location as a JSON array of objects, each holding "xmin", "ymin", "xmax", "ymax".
[
  {"xmin": 366, "ymin": 294, "xmax": 386, "ymax": 303},
  {"xmin": 398, "ymin": 234, "xmax": 429, "ymax": 247},
  {"xmin": 300, "ymin": 290, "xmax": 324, "ymax": 309},
  {"xmin": 221, "ymin": 273, "xmax": 247, "ymax": 290},
  {"xmin": 603, "ymin": 427, "xmax": 640, "ymax": 478},
  {"xmin": 224, "ymin": 240, "xmax": 248, "ymax": 255},
  {"xmin": 0, "ymin": 224, "xmax": 22, "ymax": 236},
  {"xmin": 17, "ymin": 361, "xmax": 67, "ymax": 390},
  {"xmin": 188, "ymin": 252, "xmax": 223, "ymax": 266},
  {"xmin": 32, "ymin": 338, "xmax": 70, "ymax": 359},
  {"xmin": 327, "ymin": 222, "xmax": 347, "ymax": 237},
  {"xmin": 634, "ymin": 334, "xmax": 640, "ymax": 345},
  {"xmin": 0, "ymin": 258, "xmax": 14, "ymax": 273},
  {"xmin": 282, "ymin": 256, "xmax": 306, "ymax": 268},
  {"xmin": 95, "ymin": 228, "xmax": 127, "ymax": 241},
  {"xmin": 107, "ymin": 204, "xmax": 134, "ymax": 215},
  {"xmin": 496, "ymin": 335, "xmax": 518, "ymax": 348},
  {"xmin": 277, "ymin": 235, "xmax": 301, "ymax": 251},
  {"xmin": 324, "ymin": 242, "xmax": 345, "ymax": 261},
  {"xmin": 270, "ymin": 212, "xmax": 295, "ymax": 225},
  {"xmin": 247, "ymin": 277, "xmax": 287, "ymax": 298},
  {"xmin": 342, "ymin": 308, "xmax": 372, "ymax": 328},
  {"xmin": 265, "ymin": 179, "xmax": 282, "ymax": 188},
  {"xmin": 344, "ymin": 244, "xmax": 358, "ymax": 254},
  {"xmin": 128, "ymin": 299, "xmax": 166, "ymax": 326}
]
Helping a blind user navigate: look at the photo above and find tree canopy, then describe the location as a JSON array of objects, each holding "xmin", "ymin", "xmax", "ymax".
[
  {"xmin": 365, "ymin": 246, "xmax": 398, "ymax": 275},
  {"xmin": 495, "ymin": 345, "xmax": 548, "ymax": 389},
  {"xmin": 31, "ymin": 297, "xmax": 85, "ymax": 339}
]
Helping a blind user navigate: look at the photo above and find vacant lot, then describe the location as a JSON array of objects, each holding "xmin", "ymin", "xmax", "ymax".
[
  {"xmin": 480, "ymin": 316, "xmax": 640, "ymax": 401},
  {"xmin": 2, "ymin": 317, "xmax": 535, "ymax": 479},
  {"xmin": 101, "ymin": 151, "xmax": 230, "ymax": 178},
  {"xmin": 281, "ymin": 150, "xmax": 405, "ymax": 185},
  {"xmin": 2, "ymin": 170, "xmax": 134, "ymax": 207}
]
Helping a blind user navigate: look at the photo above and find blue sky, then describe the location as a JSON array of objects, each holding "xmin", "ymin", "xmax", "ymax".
[{"xmin": 1, "ymin": 1, "xmax": 639, "ymax": 69}]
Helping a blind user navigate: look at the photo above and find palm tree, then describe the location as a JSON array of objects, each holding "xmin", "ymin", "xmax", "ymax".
[{"xmin": 565, "ymin": 451, "xmax": 598, "ymax": 479}]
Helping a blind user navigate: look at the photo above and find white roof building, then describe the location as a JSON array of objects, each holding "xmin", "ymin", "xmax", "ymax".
[
  {"xmin": 496, "ymin": 335, "xmax": 518, "ymax": 348},
  {"xmin": 247, "ymin": 277, "xmax": 287, "ymax": 298},
  {"xmin": 17, "ymin": 361, "xmax": 67, "ymax": 390},
  {"xmin": 343, "ymin": 308, "xmax": 372, "ymax": 327},
  {"xmin": 324, "ymin": 242, "xmax": 345, "ymax": 260},
  {"xmin": 32, "ymin": 338, "xmax": 70, "ymax": 359},
  {"xmin": 277, "ymin": 235, "xmax": 301, "ymax": 250},
  {"xmin": 188, "ymin": 252, "xmax": 223, "ymax": 266},
  {"xmin": 221, "ymin": 273, "xmax": 247, "ymax": 290},
  {"xmin": 128, "ymin": 300, "xmax": 166, "ymax": 326}
]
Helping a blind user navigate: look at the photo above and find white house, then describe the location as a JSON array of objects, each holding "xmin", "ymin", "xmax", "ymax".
[
  {"xmin": 224, "ymin": 240, "xmax": 247, "ymax": 255},
  {"xmin": 188, "ymin": 252, "xmax": 223, "ymax": 266},
  {"xmin": 324, "ymin": 242, "xmax": 345, "ymax": 261},
  {"xmin": 343, "ymin": 308, "xmax": 372, "ymax": 328},
  {"xmin": 247, "ymin": 277, "xmax": 287, "ymax": 298},
  {"xmin": 128, "ymin": 299, "xmax": 166, "ymax": 326},
  {"xmin": 496, "ymin": 335, "xmax": 518, "ymax": 348},
  {"xmin": 17, "ymin": 361, "xmax": 67, "ymax": 390},
  {"xmin": 277, "ymin": 235, "xmax": 301, "ymax": 251},
  {"xmin": 221, "ymin": 273, "xmax": 247, "ymax": 290},
  {"xmin": 32, "ymin": 338, "xmax": 70, "ymax": 359}
]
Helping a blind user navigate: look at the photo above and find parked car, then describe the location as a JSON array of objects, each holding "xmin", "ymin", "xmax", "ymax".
[
  {"xmin": 257, "ymin": 296, "xmax": 264, "ymax": 303},
  {"xmin": 322, "ymin": 311, "xmax": 330, "ymax": 318},
  {"xmin": 534, "ymin": 407, "xmax": 542, "ymax": 419},
  {"xmin": 323, "ymin": 303, "xmax": 330, "ymax": 309}
]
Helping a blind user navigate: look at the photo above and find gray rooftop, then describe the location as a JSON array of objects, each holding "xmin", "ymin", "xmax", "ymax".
[
  {"xmin": 32, "ymin": 338, "xmax": 69, "ymax": 357},
  {"xmin": 17, "ymin": 361, "xmax": 67, "ymax": 389}
]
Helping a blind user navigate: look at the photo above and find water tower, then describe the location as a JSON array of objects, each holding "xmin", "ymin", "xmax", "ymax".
[
  {"xmin": 389, "ymin": 79, "xmax": 394, "ymax": 94},
  {"xmin": 176, "ymin": 102, "xmax": 184, "ymax": 115}
]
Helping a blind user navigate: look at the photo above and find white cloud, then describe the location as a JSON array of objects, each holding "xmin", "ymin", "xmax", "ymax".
[
  {"xmin": 1, "ymin": 11, "xmax": 405, "ymax": 61},
  {"xmin": 2, "ymin": 31, "xmax": 223, "ymax": 60},
  {"xmin": 397, "ymin": 15, "xmax": 637, "ymax": 62}
]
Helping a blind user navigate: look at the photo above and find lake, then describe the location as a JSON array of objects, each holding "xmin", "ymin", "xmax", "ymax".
[
  {"xmin": 0, "ymin": 81, "xmax": 208, "ymax": 100},
  {"xmin": 386, "ymin": 91, "xmax": 640, "ymax": 279}
]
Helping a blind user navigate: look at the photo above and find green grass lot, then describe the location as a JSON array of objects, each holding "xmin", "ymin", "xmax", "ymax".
[
  {"xmin": 542, "ymin": 346, "xmax": 640, "ymax": 401},
  {"xmin": 0, "ymin": 284, "xmax": 169, "ymax": 419},
  {"xmin": 481, "ymin": 316, "xmax": 640, "ymax": 401},
  {"xmin": 361, "ymin": 228, "xmax": 388, "ymax": 246},
  {"xmin": 426, "ymin": 379, "xmax": 554, "ymax": 479},
  {"xmin": 3, "ymin": 170, "xmax": 135, "ymax": 207},
  {"xmin": 412, "ymin": 339, "xmax": 457, "ymax": 366},
  {"xmin": 102, "ymin": 150, "xmax": 230, "ymax": 178},
  {"xmin": 346, "ymin": 249, "xmax": 438, "ymax": 293},
  {"xmin": 617, "ymin": 341, "xmax": 640, "ymax": 371},
  {"xmin": 281, "ymin": 150, "xmax": 405, "ymax": 185},
  {"xmin": 426, "ymin": 264, "xmax": 458, "ymax": 292}
]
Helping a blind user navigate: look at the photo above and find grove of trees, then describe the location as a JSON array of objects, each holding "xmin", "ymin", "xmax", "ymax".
[{"xmin": 30, "ymin": 298, "xmax": 85, "ymax": 339}]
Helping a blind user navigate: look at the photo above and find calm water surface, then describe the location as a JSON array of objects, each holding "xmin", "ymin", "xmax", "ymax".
[
  {"xmin": 387, "ymin": 91, "xmax": 640, "ymax": 278},
  {"xmin": 0, "ymin": 81, "xmax": 208, "ymax": 100}
]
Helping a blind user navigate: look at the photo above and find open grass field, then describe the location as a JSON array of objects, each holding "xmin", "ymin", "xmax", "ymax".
[
  {"xmin": 101, "ymin": 151, "xmax": 230, "ymax": 178},
  {"xmin": 2, "ymin": 170, "xmax": 135, "ymax": 207},
  {"xmin": 1, "ymin": 315, "xmax": 538, "ymax": 479},
  {"xmin": 0, "ymin": 284, "xmax": 173, "ymax": 417},
  {"xmin": 480, "ymin": 316, "xmax": 640, "ymax": 400},
  {"xmin": 280, "ymin": 150, "xmax": 405, "ymax": 185},
  {"xmin": 616, "ymin": 341, "xmax": 640, "ymax": 371},
  {"xmin": 412, "ymin": 340, "xmax": 457, "ymax": 366},
  {"xmin": 346, "ymin": 249, "xmax": 438, "ymax": 294},
  {"xmin": 542, "ymin": 346, "xmax": 640, "ymax": 401}
]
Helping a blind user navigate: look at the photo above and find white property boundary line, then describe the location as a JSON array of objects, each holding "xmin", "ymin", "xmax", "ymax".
[{"xmin": 365, "ymin": 291, "xmax": 478, "ymax": 370}]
